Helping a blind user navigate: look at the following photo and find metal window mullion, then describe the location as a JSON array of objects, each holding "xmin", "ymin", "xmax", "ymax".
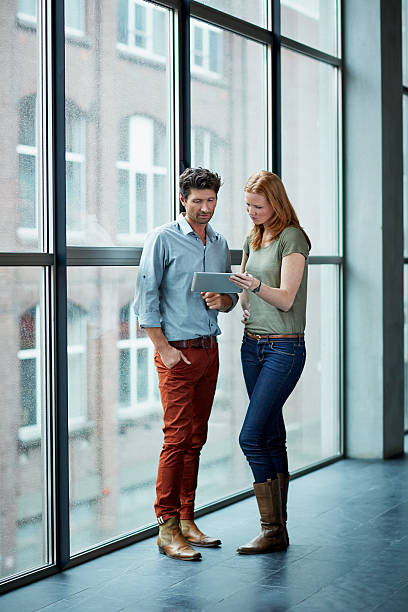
[
  {"xmin": 281, "ymin": 36, "xmax": 342, "ymax": 68},
  {"xmin": 178, "ymin": 0, "xmax": 191, "ymax": 180},
  {"xmin": 271, "ymin": 0, "xmax": 281, "ymax": 176},
  {"xmin": 49, "ymin": 0, "xmax": 70, "ymax": 570},
  {"xmin": 190, "ymin": 1, "xmax": 272, "ymax": 45}
]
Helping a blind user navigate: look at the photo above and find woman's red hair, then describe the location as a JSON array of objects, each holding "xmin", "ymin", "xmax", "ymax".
[{"xmin": 244, "ymin": 171, "xmax": 311, "ymax": 251}]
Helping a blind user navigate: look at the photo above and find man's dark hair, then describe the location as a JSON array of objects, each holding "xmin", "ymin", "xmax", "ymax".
[{"xmin": 179, "ymin": 167, "xmax": 222, "ymax": 200}]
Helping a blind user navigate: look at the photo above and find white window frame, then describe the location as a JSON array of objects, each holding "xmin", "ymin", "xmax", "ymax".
[
  {"xmin": 191, "ymin": 19, "xmax": 222, "ymax": 80},
  {"xmin": 116, "ymin": 0, "xmax": 167, "ymax": 64},
  {"xmin": 117, "ymin": 304, "xmax": 160, "ymax": 418},
  {"xmin": 116, "ymin": 115, "xmax": 167, "ymax": 241}
]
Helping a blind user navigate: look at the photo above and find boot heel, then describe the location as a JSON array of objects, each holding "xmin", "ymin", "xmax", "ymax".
[{"xmin": 158, "ymin": 546, "xmax": 166, "ymax": 555}]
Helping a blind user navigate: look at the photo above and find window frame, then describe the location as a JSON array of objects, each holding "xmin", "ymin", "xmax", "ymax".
[{"xmin": 1, "ymin": 0, "xmax": 345, "ymax": 594}]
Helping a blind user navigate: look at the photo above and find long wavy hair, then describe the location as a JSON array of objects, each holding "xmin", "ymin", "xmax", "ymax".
[{"xmin": 244, "ymin": 171, "xmax": 311, "ymax": 251}]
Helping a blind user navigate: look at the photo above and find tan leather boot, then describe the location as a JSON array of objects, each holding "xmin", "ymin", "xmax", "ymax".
[
  {"xmin": 237, "ymin": 479, "xmax": 287, "ymax": 554},
  {"xmin": 277, "ymin": 473, "xmax": 290, "ymax": 546},
  {"xmin": 180, "ymin": 519, "xmax": 221, "ymax": 548},
  {"xmin": 157, "ymin": 517, "xmax": 201, "ymax": 561}
]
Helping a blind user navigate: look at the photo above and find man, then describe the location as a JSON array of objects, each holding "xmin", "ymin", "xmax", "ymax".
[{"xmin": 134, "ymin": 167, "xmax": 237, "ymax": 561}]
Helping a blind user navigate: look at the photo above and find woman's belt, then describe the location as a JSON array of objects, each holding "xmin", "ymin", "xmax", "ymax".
[{"xmin": 245, "ymin": 330, "xmax": 304, "ymax": 340}]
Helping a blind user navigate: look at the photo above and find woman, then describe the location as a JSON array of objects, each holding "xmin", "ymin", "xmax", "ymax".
[{"xmin": 230, "ymin": 171, "xmax": 311, "ymax": 554}]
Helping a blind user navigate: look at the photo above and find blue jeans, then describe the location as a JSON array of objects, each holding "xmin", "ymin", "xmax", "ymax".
[{"xmin": 239, "ymin": 334, "xmax": 306, "ymax": 483}]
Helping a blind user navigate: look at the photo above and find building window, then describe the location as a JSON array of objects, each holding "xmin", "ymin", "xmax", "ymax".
[
  {"xmin": 117, "ymin": 0, "xmax": 167, "ymax": 59},
  {"xmin": 19, "ymin": 302, "xmax": 87, "ymax": 434},
  {"xmin": 17, "ymin": 0, "xmax": 86, "ymax": 35},
  {"xmin": 17, "ymin": 97, "xmax": 86, "ymax": 235},
  {"xmin": 66, "ymin": 102, "xmax": 86, "ymax": 233},
  {"xmin": 192, "ymin": 127, "xmax": 225, "ymax": 173},
  {"xmin": 191, "ymin": 20, "xmax": 222, "ymax": 77},
  {"xmin": 117, "ymin": 115, "xmax": 167, "ymax": 238},
  {"xmin": 117, "ymin": 302, "xmax": 160, "ymax": 416}
]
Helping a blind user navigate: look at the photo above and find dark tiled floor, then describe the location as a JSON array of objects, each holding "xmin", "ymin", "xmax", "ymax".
[{"xmin": 2, "ymin": 449, "xmax": 408, "ymax": 612}]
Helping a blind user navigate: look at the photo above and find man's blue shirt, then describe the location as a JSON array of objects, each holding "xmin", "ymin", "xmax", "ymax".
[{"xmin": 134, "ymin": 213, "xmax": 237, "ymax": 341}]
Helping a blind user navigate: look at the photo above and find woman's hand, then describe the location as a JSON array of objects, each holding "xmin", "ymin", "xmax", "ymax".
[
  {"xmin": 241, "ymin": 308, "xmax": 250, "ymax": 324},
  {"xmin": 230, "ymin": 272, "xmax": 259, "ymax": 292}
]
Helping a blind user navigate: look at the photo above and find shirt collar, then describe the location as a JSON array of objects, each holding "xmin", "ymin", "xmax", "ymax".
[{"xmin": 177, "ymin": 213, "xmax": 217, "ymax": 243}]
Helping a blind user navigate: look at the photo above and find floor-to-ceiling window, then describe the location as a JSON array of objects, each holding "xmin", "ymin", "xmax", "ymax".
[
  {"xmin": 403, "ymin": 0, "xmax": 408, "ymax": 430},
  {"xmin": 1, "ymin": 0, "xmax": 343, "ymax": 591}
]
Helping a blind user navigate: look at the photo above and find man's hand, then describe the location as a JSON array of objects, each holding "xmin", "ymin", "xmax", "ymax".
[
  {"xmin": 159, "ymin": 344, "xmax": 191, "ymax": 369},
  {"xmin": 201, "ymin": 292, "xmax": 233, "ymax": 311}
]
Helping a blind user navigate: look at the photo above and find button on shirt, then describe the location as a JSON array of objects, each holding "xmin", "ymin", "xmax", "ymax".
[{"xmin": 134, "ymin": 213, "xmax": 237, "ymax": 341}]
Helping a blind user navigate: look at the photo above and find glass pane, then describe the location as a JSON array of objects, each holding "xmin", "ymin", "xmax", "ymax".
[
  {"xmin": 195, "ymin": 264, "xmax": 340, "ymax": 506},
  {"xmin": 197, "ymin": 0, "xmax": 266, "ymax": 28},
  {"xmin": 1, "ymin": 10, "xmax": 40, "ymax": 251},
  {"xmin": 403, "ymin": 0, "xmax": 408, "ymax": 86},
  {"xmin": 65, "ymin": 2, "xmax": 171, "ymax": 245},
  {"xmin": 285, "ymin": 265, "xmax": 340, "ymax": 470},
  {"xmin": 404, "ymin": 96, "xmax": 408, "ymax": 258},
  {"xmin": 191, "ymin": 22, "xmax": 266, "ymax": 249},
  {"xmin": 68, "ymin": 267, "xmax": 162, "ymax": 553},
  {"xmin": 281, "ymin": 0, "xmax": 338, "ymax": 57},
  {"xmin": 67, "ymin": 263, "xmax": 340, "ymax": 553},
  {"xmin": 282, "ymin": 49, "xmax": 339, "ymax": 256},
  {"xmin": 0, "ymin": 267, "xmax": 49, "ymax": 581}
]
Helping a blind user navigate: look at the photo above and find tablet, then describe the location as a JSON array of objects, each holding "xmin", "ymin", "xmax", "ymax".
[{"xmin": 191, "ymin": 272, "xmax": 242, "ymax": 294}]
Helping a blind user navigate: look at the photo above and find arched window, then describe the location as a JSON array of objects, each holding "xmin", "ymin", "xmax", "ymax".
[{"xmin": 117, "ymin": 115, "xmax": 168, "ymax": 238}]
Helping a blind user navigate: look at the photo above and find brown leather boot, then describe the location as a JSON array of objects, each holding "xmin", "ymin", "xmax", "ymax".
[
  {"xmin": 180, "ymin": 519, "xmax": 221, "ymax": 548},
  {"xmin": 157, "ymin": 517, "xmax": 201, "ymax": 561},
  {"xmin": 277, "ymin": 473, "xmax": 290, "ymax": 546},
  {"xmin": 237, "ymin": 479, "xmax": 287, "ymax": 554}
]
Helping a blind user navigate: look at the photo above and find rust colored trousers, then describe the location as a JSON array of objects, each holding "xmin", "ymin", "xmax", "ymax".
[{"xmin": 153, "ymin": 344, "xmax": 219, "ymax": 523}]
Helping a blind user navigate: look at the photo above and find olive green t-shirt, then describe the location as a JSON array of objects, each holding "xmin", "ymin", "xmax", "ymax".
[{"xmin": 243, "ymin": 226, "xmax": 309, "ymax": 335}]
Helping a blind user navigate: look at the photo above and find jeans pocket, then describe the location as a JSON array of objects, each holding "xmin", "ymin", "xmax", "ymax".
[{"xmin": 268, "ymin": 341, "xmax": 296, "ymax": 357}]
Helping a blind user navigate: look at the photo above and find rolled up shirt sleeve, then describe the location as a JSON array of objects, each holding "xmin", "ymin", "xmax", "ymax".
[{"xmin": 133, "ymin": 231, "xmax": 166, "ymax": 328}]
